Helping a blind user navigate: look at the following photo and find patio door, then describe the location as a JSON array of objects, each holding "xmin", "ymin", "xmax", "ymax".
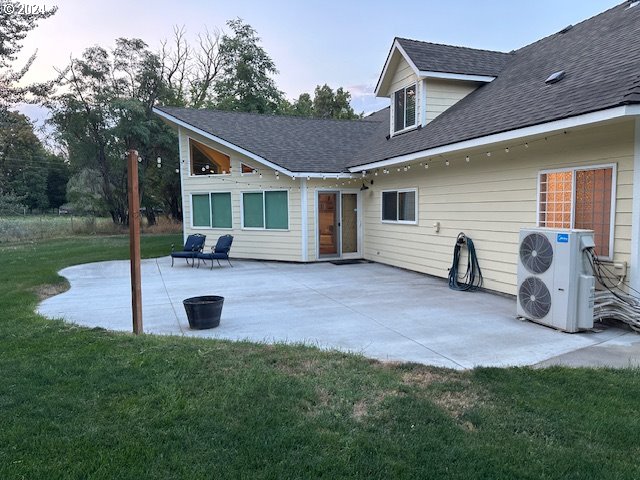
[{"xmin": 317, "ymin": 191, "xmax": 360, "ymax": 259}]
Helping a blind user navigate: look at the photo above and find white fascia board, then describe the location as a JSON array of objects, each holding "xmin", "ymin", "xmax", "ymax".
[
  {"xmin": 374, "ymin": 40, "xmax": 421, "ymax": 97},
  {"xmin": 418, "ymin": 70, "xmax": 496, "ymax": 83},
  {"xmin": 153, "ymin": 107, "xmax": 293, "ymax": 176},
  {"xmin": 295, "ymin": 172, "xmax": 354, "ymax": 179},
  {"xmin": 349, "ymin": 105, "xmax": 640, "ymax": 172}
]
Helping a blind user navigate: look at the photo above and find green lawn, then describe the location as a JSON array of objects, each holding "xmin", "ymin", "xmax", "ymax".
[{"xmin": 1, "ymin": 235, "xmax": 639, "ymax": 479}]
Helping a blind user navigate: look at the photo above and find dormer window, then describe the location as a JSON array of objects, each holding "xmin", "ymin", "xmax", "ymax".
[{"xmin": 393, "ymin": 84, "xmax": 416, "ymax": 133}]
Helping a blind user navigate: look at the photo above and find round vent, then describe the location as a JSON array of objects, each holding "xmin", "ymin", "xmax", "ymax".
[
  {"xmin": 520, "ymin": 233, "xmax": 553, "ymax": 274},
  {"xmin": 518, "ymin": 277, "xmax": 552, "ymax": 319}
]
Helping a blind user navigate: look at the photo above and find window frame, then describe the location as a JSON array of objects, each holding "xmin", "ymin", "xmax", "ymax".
[
  {"xmin": 392, "ymin": 83, "xmax": 418, "ymax": 134},
  {"xmin": 189, "ymin": 191, "xmax": 233, "ymax": 230},
  {"xmin": 187, "ymin": 136, "xmax": 232, "ymax": 177},
  {"xmin": 537, "ymin": 163, "xmax": 617, "ymax": 260},
  {"xmin": 381, "ymin": 188, "xmax": 418, "ymax": 225},
  {"xmin": 240, "ymin": 189, "xmax": 290, "ymax": 231}
]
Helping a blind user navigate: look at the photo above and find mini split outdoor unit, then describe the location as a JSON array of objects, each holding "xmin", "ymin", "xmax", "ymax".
[{"xmin": 517, "ymin": 227, "xmax": 595, "ymax": 332}]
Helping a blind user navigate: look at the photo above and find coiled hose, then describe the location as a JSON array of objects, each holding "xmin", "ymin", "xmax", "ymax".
[{"xmin": 448, "ymin": 232, "xmax": 483, "ymax": 291}]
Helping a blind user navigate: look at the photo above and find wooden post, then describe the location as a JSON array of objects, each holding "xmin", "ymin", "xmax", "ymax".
[{"xmin": 127, "ymin": 149, "xmax": 143, "ymax": 334}]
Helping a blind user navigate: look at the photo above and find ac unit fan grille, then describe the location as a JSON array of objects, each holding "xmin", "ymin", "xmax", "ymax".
[
  {"xmin": 520, "ymin": 233, "xmax": 553, "ymax": 274},
  {"xmin": 519, "ymin": 276, "xmax": 552, "ymax": 319}
]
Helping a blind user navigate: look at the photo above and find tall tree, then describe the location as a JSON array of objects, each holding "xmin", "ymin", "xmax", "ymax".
[
  {"xmin": 0, "ymin": 110, "xmax": 50, "ymax": 211},
  {"xmin": 212, "ymin": 19, "xmax": 284, "ymax": 113},
  {"xmin": 49, "ymin": 39, "xmax": 180, "ymax": 225},
  {"xmin": 0, "ymin": 2, "xmax": 57, "ymax": 107}
]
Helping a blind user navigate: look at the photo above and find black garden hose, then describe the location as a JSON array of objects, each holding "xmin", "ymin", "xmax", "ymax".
[{"xmin": 448, "ymin": 232, "xmax": 483, "ymax": 291}]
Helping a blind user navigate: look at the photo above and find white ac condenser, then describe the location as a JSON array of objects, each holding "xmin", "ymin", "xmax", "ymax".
[{"xmin": 516, "ymin": 227, "xmax": 596, "ymax": 332}]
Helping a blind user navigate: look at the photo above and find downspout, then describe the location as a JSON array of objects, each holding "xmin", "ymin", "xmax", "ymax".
[
  {"xmin": 630, "ymin": 118, "xmax": 640, "ymax": 292},
  {"xmin": 177, "ymin": 127, "xmax": 188, "ymax": 243},
  {"xmin": 300, "ymin": 178, "xmax": 309, "ymax": 262}
]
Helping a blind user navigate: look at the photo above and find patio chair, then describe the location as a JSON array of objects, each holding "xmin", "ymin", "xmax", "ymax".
[
  {"xmin": 171, "ymin": 234, "xmax": 206, "ymax": 267},
  {"xmin": 197, "ymin": 234, "xmax": 234, "ymax": 269}
]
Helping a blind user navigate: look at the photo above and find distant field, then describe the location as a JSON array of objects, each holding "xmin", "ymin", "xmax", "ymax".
[{"xmin": 0, "ymin": 215, "xmax": 181, "ymax": 242}]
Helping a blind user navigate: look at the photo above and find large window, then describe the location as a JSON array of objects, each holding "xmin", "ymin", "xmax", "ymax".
[
  {"xmin": 538, "ymin": 165, "xmax": 615, "ymax": 258},
  {"xmin": 242, "ymin": 191, "xmax": 288, "ymax": 230},
  {"xmin": 382, "ymin": 189, "xmax": 417, "ymax": 223},
  {"xmin": 191, "ymin": 192, "xmax": 232, "ymax": 228},
  {"xmin": 393, "ymin": 84, "xmax": 416, "ymax": 133},
  {"xmin": 190, "ymin": 139, "xmax": 231, "ymax": 175}
]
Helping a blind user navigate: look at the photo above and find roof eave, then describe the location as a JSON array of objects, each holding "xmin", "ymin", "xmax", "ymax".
[
  {"xmin": 374, "ymin": 39, "xmax": 421, "ymax": 97},
  {"xmin": 349, "ymin": 104, "xmax": 640, "ymax": 172},
  {"xmin": 418, "ymin": 71, "xmax": 496, "ymax": 83},
  {"xmin": 153, "ymin": 107, "xmax": 358, "ymax": 178}
]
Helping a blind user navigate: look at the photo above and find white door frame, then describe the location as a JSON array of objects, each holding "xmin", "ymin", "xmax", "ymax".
[{"xmin": 314, "ymin": 188, "xmax": 363, "ymax": 260}]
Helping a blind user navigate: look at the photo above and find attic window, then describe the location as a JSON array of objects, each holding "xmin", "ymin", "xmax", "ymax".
[
  {"xmin": 545, "ymin": 71, "xmax": 565, "ymax": 84},
  {"xmin": 393, "ymin": 84, "xmax": 416, "ymax": 133},
  {"xmin": 190, "ymin": 139, "xmax": 231, "ymax": 175}
]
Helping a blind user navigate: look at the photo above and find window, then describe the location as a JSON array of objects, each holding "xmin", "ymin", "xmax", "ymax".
[
  {"xmin": 241, "ymin": 163, "xmax": 257, "ymax": 174},
  {"xmin": 190, "ymin": 139, "xmax": 231, "ymax": 175},
  {"xmin": 538, "ymin": 165, "xmax": 615, "ymax": 258},
  {"xmin": 382, "ymin": 189, "xmax": 417, "ymax": 223},
  {"xmin": 242, "ymin": 191, "xmax": 289, "ymax": 230},
  {"xmin": 393, "ymin": 84, "xmax": 416, "ymax": 133},
  {"xmin": 191, "ymin": 192, "xmax": 232, "ymax": 228}
]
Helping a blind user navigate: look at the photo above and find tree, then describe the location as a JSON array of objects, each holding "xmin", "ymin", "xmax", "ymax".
[
  {"xmin": 0, "ymin": 2, "xmax": 57, "ymax": 107},
  {"xmin": 49, "ymin": 38, "xmax": 181, "ymax": 225},
  {"xmin": 212, "ymin": 19, "xmax": 284, "ymax": 113},
  {"xmin": 46, "ymin": 154, "xmax": 69, "ymax": 209},
  {"xmin": 312, "ymin": 84, "xmax": 361, "ymax": 119},
  {"xmin": 0, "ymin": 110, "xmax": 50, "ymax": 211}
]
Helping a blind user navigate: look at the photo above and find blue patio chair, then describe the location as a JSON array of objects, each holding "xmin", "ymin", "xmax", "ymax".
[
  {"xmin": 197, "ymin": 234, "xmax": 234, "ymax": 269},
  {"xmin": 171, "ymin": 234, "xmax": 206, "ymax": 267}
]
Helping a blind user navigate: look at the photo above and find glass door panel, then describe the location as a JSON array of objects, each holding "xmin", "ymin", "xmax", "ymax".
[
  {"xmin": 341, "ymin": 193, "xmax": 358, "ymax": 254},
  {"xmin": 318, "ymin": 192, "xmax": 338, "ymax": 257}
]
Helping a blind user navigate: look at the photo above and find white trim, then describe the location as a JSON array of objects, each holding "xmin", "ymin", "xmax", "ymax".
[
  {"xmin": 392, "ymin": 83, "xmax": 417, "ymax": 135},
  {"xmin": 537, "ymin": 163, "xmax": 617, "ymax": 261},
  {"xmin": 300, "ymin": 178, "xmax": 308, "ymax": 262},
  {"xmin": 239, "ymin": 189, "xmax": 290, "ymax": 231},
  {"xmin": 631, "ymin": 119, "xmax": 640, "ymax": 291},
  {"xmin": 155, "ymin": 108, "xmax": 356, "ymax": 179},
  {"xmin": 314, "ymin": 189, "xmax": 363, "ymax": 260},
  {"xmin": 350, "ymin": 105, "xmax": 640, "ymax": 172},
  {"xmin": 374, "ymin": 39, "xmax": 421, "ymax": 97},
  {"xmin": 381, "ymin": 188, "xmax": 418, "ymax": 225},
  {"xmin": 189, "ymin": 191, "xmax": 233, "ymax": 230},
  {"xmin": 418, "ymin": 70, "xmax": 496, "ymax": 83},
  {"xmin": 154, "ymin": 107, "xmax": 292, "ymax": 176},
  {"xmin": 177, "ymin": 127, "xmax": 187, "ymax": 243},
  {"xmin": 419, "ymin": 78, "xmax": 427, "ymax": 127}
]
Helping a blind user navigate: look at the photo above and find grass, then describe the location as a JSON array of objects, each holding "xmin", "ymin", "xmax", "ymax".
[
  {"xmin": 1, "ymin": 235, "xmax": 639, "ymax": 479},
  {"xmin": 0, "ymin": 215, "xmax": 181, "ymax": 243}
]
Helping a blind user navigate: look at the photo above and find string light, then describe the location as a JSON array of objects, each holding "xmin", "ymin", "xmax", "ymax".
[
  {"xmin": 445, "ymin": 159, "xmax": 450, "ymax": 166},
  {"xmin": 486, "ymin": 152, "xmax": 491, "ymax": 157},
  {"xmin": 525, "ymin": 142, "xmax": 529, "ymax": 148},
  {"xmin": 504, "ymin": 147, "xmax": 509, "ymax": 153},
  {"xmin": 465, "ymin": 156, "xmax": 470, "ymax": 162}
]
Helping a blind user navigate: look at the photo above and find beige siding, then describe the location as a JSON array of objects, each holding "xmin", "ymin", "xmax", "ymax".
[
  {"xmin": 389, "ymin": 55, "xmax": 417, "ymax": 94},
  {"xmin": 425, "ymin": 79, "xmax": 478, "ymax": 123},
  {"xmin": 179, "ymin": 128, "xmax": 303, "ymax": 262},
  {"xmin": 362, "ymin": 121, "xmax": 635, "ymax": 295}
]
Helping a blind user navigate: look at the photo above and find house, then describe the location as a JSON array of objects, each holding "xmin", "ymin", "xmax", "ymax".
[{"xmin": 154, "ymin": 1, "xmax": 640, "ymax": 296}]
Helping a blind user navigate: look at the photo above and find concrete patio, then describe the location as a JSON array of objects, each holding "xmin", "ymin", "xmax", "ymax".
[{"xmin": 38, "ymin": 258, "xmax": 640, "ymax": 369}]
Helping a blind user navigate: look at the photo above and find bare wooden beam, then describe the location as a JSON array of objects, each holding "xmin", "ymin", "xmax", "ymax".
[{"xmin": 127, "ymin": 149, "xmax": 143, "ymax": 335}]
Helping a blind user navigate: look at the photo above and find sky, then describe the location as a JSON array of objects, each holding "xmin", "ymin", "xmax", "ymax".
[{"xmin": 15, "ymin": 0, "xmax": 621, "ymax": 122}]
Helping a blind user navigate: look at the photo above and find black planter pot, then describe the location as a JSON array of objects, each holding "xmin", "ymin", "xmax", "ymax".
[{"xmin": 183, "ymin": 295, "xmax": 224, "ymax": 329}]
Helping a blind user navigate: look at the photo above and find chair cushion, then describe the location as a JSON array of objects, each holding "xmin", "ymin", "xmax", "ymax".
[
  {"xmin": 171, "ymin": 251, "xmax": 198, "ymax": 259},
  {"xmin": 197, "ymin": 252, "xmax": 228, "ymax": 260},
  {"xmin": 214, "ymin": 235, "xmax": 234, "ymax": 254},
  {"xmin": 183, "ymin": 234, "xmax": 206, "ymax": 252}
]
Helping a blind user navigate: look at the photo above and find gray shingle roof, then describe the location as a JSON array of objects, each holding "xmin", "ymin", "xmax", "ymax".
[
  {"xmin": 156, "ymin": 2, "xmax": 640, "ymax": 174},
  {"xmin": 350, "ymin": 1, "xmax": 640, "ymax": 167},
  {"xmin": 396, "ymin": 38, "xmax": 512, "ymax": 77},
  {"xmin": 155, "ymin": 107, "xmax": 380, "ymax": 173}
]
